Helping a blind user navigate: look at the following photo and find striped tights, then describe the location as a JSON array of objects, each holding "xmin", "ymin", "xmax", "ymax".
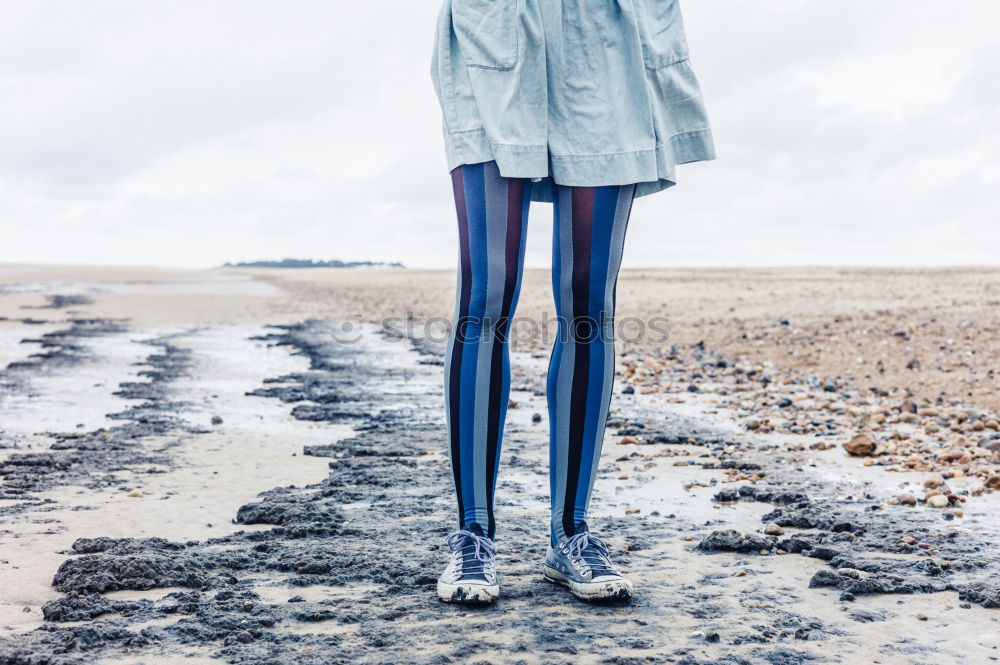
[{"xmin": 445, "ymin": 161, "xmax": 635, "ymax": 546}]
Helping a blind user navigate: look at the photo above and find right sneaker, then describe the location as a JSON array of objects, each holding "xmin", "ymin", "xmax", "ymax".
[
  {"xmin": 542, "ymin": 522, "xmax": 633, "ymax": 601},
  {"xmin": 436, "ymin": 525, "xmax": 499, "ymax": 604}
]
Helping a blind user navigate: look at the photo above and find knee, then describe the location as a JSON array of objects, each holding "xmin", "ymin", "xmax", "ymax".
[
  {"xmin": 553, "ymin": 275, "xmax": 616, "ymax": 343},
  {"xmin": 461, "ymin": 271, "xmax": 519, "ymax": 323},
  {"xmin": 557, "ymin": 272, "xmax": 614, "ymax": 319}
]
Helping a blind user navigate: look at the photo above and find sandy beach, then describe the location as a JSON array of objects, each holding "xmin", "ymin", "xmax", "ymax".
[{"xmin": 1, "ymin": 264, "xmax": 999, "ymax": 665}]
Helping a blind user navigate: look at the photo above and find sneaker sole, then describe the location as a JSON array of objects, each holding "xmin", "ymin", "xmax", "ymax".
[
  {"xmin": 542, "ymin": 564, "xmax": 633, "ymax": 601},
  {"xmin": 437, "ymin": 580, "xmax": 499, "ymax": 604}
]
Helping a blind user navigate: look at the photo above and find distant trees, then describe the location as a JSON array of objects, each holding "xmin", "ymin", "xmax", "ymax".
[{"xmin": 223, "ymin": 258, "xmax": 405, "ymax": 269}]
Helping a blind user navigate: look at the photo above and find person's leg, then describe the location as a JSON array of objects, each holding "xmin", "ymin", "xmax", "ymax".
[
  {"xmin": 548, "ymin": 183, "xmax": 635, "ymax": 547},
  {"xmin": 444, "ymin": 160, "xmax": 532, "ymax": 539}
]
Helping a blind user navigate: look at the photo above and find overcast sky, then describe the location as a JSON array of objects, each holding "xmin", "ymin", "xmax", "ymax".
[{"xmin": 1, "ymin": 1, "xmax": 998, "ymax": 269}]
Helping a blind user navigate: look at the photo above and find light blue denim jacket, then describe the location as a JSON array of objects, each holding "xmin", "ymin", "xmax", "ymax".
[{"xmin": 431, "ymin": 0, "xmax": 715, "ymax": 202}]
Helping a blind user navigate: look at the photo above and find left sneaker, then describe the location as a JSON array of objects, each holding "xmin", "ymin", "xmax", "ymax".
[
  {"xmin": 437, "ymin": 525, "xmax": 499, "ymax": 604},
  {"xmin": 542, "ymin": 522, "xmax": 633, "ymax": 601}
]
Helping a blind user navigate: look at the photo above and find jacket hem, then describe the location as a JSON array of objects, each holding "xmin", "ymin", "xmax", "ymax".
[{"xmin": 444, "ymin": 128, "xmax": 716, "ymax": 202}]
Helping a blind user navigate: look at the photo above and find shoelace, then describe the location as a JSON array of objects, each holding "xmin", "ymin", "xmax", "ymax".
[
  {"xmin": 559, "ymin": 531, "xmax": 616, "ymax": 577},
  {"xmin": 445, "ymin": 530, "xmax": 496, "ymax": 577}
]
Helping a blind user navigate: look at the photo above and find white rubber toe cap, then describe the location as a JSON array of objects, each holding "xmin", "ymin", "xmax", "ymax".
[
  {"xmin": 543, "ymin": 564, "xmax": 634, "ymax": 601},
  {"xmin": 437, "ymin": 579, "xmax": 500, "ymax": 604}
]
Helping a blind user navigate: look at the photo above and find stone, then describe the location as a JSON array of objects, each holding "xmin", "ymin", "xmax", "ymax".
[
  {"xmin": 927, "ymin": 495, "xmax": 949, "ymax": 508},
  {"xmin": 697, "ymin": 529, "xmax": 774, "ymax": 553},
  {"xmin": 923, "ymin": 473, "xmax": 945, "ymax": 489},
  {"xmin": 842, "ymin": 433, "xmax": 876, "ymax": 456}
]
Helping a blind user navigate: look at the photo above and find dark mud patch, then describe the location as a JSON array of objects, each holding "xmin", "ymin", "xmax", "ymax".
[
  {"xmin": 695, "ymin": 470, "xmax": 1000, "ymax": 608},
  {"xmin": 0, "ymin": 318, "xmax": 127, "ymax": 394},
  {"xmin": 697, "ymin": 529, "xmax": 776, "ymax": 553},
  {"xmin": 245, "ymin": 321, "xmax": 421, "ymax": 427},
  {"xmin": 712, "ymin": 486, "xmax": 810, "ymax": 505},
  {"xmin": 610, "ymin": 416, "xmax": 746, "ymax": 449},
  {"xmin": 23, "ymin": 294, "xmax": 94, "ymax": 310},
  {"xmin": 0, "ymin": 317, "xmax": 52, "ymax": 325},
  {"xmin": 0, "ymin": 334, "xmax": 198, "ymax": 509}
]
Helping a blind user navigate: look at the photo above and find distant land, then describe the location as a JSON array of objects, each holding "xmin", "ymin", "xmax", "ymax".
[{"xmin": 222, "ymin": 259, "xmax": 405, "ymax": 269}]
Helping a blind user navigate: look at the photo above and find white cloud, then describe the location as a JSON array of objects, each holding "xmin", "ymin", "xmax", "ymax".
[{"xmin": 0, "ymin": 0, "xmax": 998, "ymax": 268}]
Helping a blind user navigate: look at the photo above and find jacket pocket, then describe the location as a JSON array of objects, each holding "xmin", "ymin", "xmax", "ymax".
[
  {"xmin": 451, "ymin": 0, "xmax": 519, "ymax": 71},
  {"xmin": 632, "ymin": 0, "xmax": 690, "ymax": 70}
]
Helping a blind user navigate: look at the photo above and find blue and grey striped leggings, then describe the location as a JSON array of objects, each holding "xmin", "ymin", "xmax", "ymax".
[{"xmin": 445, "ymin": 160, "xmax": 635, "ymax": 546}]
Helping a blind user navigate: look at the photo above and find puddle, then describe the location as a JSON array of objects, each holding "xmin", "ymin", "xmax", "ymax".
[{"xmin": 0, "ymin": 331, "xmax": 153, "ymax": 448}]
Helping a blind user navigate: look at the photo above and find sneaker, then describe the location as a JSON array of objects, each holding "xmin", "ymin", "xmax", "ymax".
[
  {"xmin": 542, "ymin": 522, "xmax": 633, "ymax": 601},
  {"xmin": 436, "ymin": 525, "xmax": 499, "ymax": 604}
]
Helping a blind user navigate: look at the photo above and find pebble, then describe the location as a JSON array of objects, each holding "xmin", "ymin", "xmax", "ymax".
[
  {"xmin": 211, "ymin": 415, "xmax": 223, "ymax": 425},
  {"xmin": 531, "ymin": 412, "xmax": 542, "ymax": 423},
  {"xmin": 127, "ymin": 489, "xmax": 144, "ymax": 498},
  {"xmin": 898, "ymin": 494, "xmax": 917, "ymax": 506},
  {"xmin": 927, "ymin": 495, "xmax": 950, "ymax": 508},
  {"xmin": 842, "ymin": 433, "xmax": 876, "ymax": 456},
  {"xmin": 923, "ymin": 473, "xmax": 945, "ymax": 489},
  {"xmin": 764, "ymin": 523, "xmax": 784, "ymax": 536}
]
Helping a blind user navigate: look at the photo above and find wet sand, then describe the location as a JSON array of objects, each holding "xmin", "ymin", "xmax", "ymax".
[{"xmin": 0, "ymin": 264, "xmax": 998, "ymax": 665}]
